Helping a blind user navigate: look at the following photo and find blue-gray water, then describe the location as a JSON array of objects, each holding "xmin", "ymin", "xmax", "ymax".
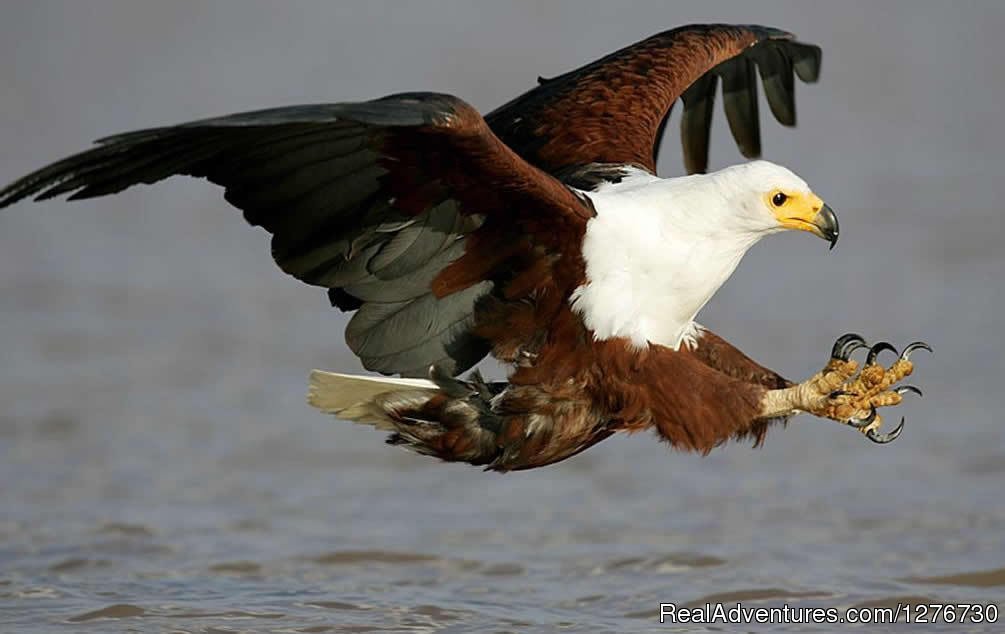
[{"xmin": 2, "ymin": 2, "xmax": 1003, "ymax": 632}]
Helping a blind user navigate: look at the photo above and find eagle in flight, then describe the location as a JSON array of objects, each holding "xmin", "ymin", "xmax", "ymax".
[{"xmin": 1, "ymin": 24, "xmax": 929, "ymax": 471}]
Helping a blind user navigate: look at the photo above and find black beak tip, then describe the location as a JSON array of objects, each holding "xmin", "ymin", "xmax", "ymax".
[{"xmin": 820, "ymin": 203, "xmax": 839, "ymax": 250}]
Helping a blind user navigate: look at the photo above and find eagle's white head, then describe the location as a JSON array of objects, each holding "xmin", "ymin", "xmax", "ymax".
[
  {"xmin": 704, "ymin": 160, "xmax": 838, "ymax": 247},
  {"xmin": 571, "ymin": 160, "xmax": 838, "ymax": 350}
]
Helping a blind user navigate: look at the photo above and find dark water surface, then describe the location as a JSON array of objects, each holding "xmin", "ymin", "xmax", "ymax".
[{"xmin": 2, "ymin": 2, "xmax": 1004, "ymax": 632}]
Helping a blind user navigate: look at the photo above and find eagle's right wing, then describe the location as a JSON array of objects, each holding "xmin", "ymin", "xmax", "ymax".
[{"xmin": 487, "ymin": 24, "xmax": 821, "ymax": 175}]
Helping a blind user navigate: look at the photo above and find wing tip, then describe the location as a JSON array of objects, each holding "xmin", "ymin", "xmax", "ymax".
[
  {"xmin": 793, "ymin": 44, "xmax": 823, "ymax": 83},
  {"xmin": 0, "ymin": 179, "xmax": 59, "ymax": 208}
]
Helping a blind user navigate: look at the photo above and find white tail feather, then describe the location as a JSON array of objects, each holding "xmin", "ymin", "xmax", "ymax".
[{"xmin": 308, "ymin": 370, "xmax": 439, "ymax": 429}]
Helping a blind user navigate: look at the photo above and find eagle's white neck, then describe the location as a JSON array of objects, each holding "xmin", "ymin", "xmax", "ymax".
[{"xmin": 570, "ymin": 166, "xmax": 771, "ymax": 350}]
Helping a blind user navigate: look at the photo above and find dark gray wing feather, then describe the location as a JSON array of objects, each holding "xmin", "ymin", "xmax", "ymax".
[{"xmin": 677, "ymin": 36, "xmax": 821, "ymax": 172}]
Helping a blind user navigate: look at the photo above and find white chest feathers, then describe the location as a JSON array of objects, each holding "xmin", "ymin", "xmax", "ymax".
[{"xmin": 569, "ymin": 171, "xmax": 762, "ymax": 350}]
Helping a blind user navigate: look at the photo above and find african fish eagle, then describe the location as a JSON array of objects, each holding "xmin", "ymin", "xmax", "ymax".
[{"xmin": 0, "ymin": 24, "xmax": 930, "ymax": 471}]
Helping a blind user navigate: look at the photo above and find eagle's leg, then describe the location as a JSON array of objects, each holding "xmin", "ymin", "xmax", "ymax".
[{"xmin": 759, "ymin": 334, "xmax": 930, "ymax": 443}]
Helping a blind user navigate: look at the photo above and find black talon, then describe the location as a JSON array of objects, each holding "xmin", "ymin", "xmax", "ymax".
[
  {"xmin": 900, "ymin": 341, "xmax": 932, "ymax": 361},
  {"xmin": 866, "ymin": 417, "xmax": 905, "ymax": 444},
  {"xmin": 828, "ymin": 390, "xmax": 850, "ymax": 399},
  {"xmin": 865, "ymin": 342, "xmax": 898, "ymax": 366},
  {"xmin": 896, "ymin": 385, "xmax": 923, "ymax": 398},
  {"xmin": 847, "ymin": 406, "xmax": 877, "ymax": 429},
  {"xmin": 831, "ymin": 333, "xmax": 867, "ymax": 361}
]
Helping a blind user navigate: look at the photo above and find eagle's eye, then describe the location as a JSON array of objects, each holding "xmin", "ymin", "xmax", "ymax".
[{"xmin": 772, "ymin": 192, "xmax": 788, "ymax": 207}]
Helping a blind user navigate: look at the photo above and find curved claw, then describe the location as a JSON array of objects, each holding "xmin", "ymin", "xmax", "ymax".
[
  {"xmin": 865, "ymin": 342, "xmax": 898, "ymax": 366},
  {"xmin": 895, "ymin": 385, "xmax": 923, "ymax": 398},
  {"xmin": 831, "ymin": 333, "xmax": 867, "ymax": 361},
  {"xmin": 847, "ymin": 406, "xmax": 877, "ymax": 429},
  {"xmin": 828, "ymin": 389, "xmax": 851, "ymax": 399},
  {"xmin": 866, "ymin": 416, "xmax": 905, "ymax": 444},
  {"xmin": 901, "ymin": 341, "xmax": 932, "ymax": 361}
]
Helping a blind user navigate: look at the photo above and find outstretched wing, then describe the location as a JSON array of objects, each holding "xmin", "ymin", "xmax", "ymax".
[
  {"xmin": 486, "ymin": 24, "xmax": 821, "ymax": 175},
  {"xmin": 0, "ymin": 93, "xmax": 591, "ymax": 377}
]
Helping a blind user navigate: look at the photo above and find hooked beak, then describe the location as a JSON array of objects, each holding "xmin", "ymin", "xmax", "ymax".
[
  {"xmin": 780, "ymin": 201, "xmax": 840, "ymax": 250},
  {"xmin": 813, "ymin": 203, "xmax": 839, "ymax": 250}
]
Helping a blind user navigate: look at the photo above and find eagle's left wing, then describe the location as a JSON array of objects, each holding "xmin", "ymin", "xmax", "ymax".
[{"xmin": 0, "ymin": 93, "xmax": 593, "ymax": 378}]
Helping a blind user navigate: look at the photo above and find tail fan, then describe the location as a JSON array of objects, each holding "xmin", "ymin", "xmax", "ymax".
[
  {"xmin": 307, "ymin": 368, "xmax": 606, "ymax": 471},
  {"xmin": 308, "ymin": 370, "xmax": 439, "ymax": 429},
  {"xmin": 308, "ymin": 368, "xmax": 506, "ymax": 466}
]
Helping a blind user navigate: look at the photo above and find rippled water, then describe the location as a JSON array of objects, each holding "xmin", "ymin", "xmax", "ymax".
[{"xmin": 3, "ymin": 2, "xmax": 1005, "ymax": 632}]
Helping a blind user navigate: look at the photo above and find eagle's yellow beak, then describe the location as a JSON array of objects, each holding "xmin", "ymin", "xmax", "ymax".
[{"xmin": 772, "ymin": 192, "xmax": 839, "ymax": 249}]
